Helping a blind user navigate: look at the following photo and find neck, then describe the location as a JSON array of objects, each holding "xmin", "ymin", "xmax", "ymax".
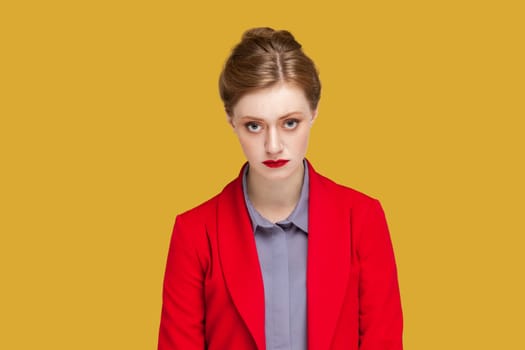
[{"xmin": 246, "ymin": 161, "xmax": 305, "ymax": 212}]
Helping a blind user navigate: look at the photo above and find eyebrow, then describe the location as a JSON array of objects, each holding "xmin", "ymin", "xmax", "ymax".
[{"xmin": 238, "ymin": 112, "xmax": 303, "ymax": 121}]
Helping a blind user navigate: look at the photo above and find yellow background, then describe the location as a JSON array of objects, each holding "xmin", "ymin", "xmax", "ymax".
[{"xmin": 1, "ymin": 0, "xmax": 524, "ymax": 349}]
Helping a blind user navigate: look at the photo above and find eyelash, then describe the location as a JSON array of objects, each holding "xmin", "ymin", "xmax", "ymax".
[{"xmin": 244, "ymin": 119, "xmax": 300, "ymax": 133}]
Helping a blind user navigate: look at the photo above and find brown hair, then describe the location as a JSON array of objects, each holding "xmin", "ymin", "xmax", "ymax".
[{"xmin": 219, "ymin": 27, "xmax": 321, "ymax": 116}]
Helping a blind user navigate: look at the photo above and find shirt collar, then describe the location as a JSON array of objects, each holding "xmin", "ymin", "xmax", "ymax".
[{"xmin": 242, "ymin": 159, "xmax": 309, "ymax": 234}]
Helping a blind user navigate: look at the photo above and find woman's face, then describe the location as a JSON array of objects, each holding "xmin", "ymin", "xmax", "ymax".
[{"xmin": 228, "ymin": 83, "xmax": 318, "ymax": 183}]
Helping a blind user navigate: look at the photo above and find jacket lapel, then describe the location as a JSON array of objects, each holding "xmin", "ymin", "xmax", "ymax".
[
  {"xmin": 217, "ymin": 162, "xmax": 266, "ymax": 350},
  {"xmin": 306, "ymin": 159, "xmax": 351, "ymax": 350}
]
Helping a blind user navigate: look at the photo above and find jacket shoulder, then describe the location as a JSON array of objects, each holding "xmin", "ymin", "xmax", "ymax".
[
  {"xmin": 176, "ymin": 193, "xmax": 220, "ymax": 224},
  {"xmin": 314, "ymin": 170, "xmax": 379, "ymax": 207},
  {"xmin": 175, "ymin": 174, "xmax": 238, "ymax": 223}
]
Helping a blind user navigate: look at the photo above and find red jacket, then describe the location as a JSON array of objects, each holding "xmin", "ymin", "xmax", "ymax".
[{"xmin": 158, "ymin": 159, "xmax": 403, "ymax": 350}]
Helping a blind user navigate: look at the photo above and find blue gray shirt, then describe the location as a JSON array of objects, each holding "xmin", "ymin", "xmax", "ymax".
[{"xmin": 242, "ymin": 159, "xmax": 309, "ymax": 350}]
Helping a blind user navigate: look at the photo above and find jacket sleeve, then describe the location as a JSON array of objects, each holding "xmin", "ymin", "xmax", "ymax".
[
  {"xmin": 158, "ymin": 214, "xmax": 206, "ymax": 350},
  {"xmin": 358, "ymin": 199, "xmax": 403, "ymax": 350}
]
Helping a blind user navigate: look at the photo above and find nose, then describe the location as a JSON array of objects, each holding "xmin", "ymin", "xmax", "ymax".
[{"xmin": 265, "ymin": 126, "xmax": 283, "ymax": 155}]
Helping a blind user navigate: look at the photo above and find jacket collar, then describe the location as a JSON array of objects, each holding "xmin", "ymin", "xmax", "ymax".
[{"xmin": 217, "ymin": 158, "xmax": 351, "ymax": 350}]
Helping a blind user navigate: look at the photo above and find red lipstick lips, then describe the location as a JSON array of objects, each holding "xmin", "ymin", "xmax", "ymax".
[{"xmin": 262, "ymin": 159, "xmax": 289, "ymax": 168}]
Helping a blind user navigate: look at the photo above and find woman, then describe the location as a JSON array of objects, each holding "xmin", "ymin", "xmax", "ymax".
[{"xmin": 158, "ymin": 27, "xmax": 403, "ymax": 350}]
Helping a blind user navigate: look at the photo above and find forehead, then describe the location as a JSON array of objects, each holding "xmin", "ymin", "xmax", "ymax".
[{"xmin": 233, "ymin": 83, "xmax": 311, "ymax": 120}]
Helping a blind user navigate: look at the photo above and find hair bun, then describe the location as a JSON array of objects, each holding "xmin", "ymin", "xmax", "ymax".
[
  {"xmin": 242, "ymin": 27, "xmax": 276, "ymax": 40},
  {"xmin": 241, "ymin": 27, "xmax": 301, "ymax": 51}
]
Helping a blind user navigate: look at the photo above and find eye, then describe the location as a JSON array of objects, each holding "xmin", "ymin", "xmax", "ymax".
[
  {"xmin": 245, "ymin": 122, "xmax": 262, "ymax": 133},
  {"xmin": 283, "ymin": 119, "xmax": 299, "ymax": 129}
]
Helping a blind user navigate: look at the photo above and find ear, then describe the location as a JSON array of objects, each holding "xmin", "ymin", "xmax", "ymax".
[
  {"xmin": 226, "ymin": 113, "xmax": 235, "ymax": 129},
  {"xmin": 310, "ymin": 107, "xmax": 319, "ymax": 125}
]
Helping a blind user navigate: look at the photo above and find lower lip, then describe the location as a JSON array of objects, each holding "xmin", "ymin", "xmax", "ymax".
[{"xmin": 263, "ymin": 160, "xmax": 289, "ymax": 168}]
